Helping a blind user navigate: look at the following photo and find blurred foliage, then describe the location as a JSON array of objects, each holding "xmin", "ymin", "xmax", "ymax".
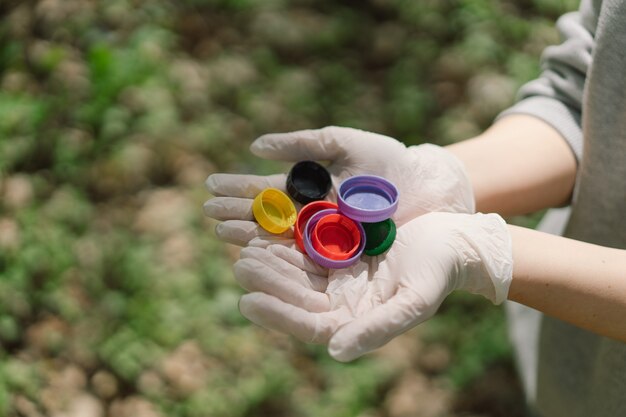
[{"xmin": 0, "ymin": 0, "xmax": 577, "ymax": 416}]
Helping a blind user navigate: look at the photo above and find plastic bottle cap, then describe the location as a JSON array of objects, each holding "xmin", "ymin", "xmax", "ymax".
[
  {"xmin": 311, "ymin": 213, "xmax": 361, "ymax": 260},
  {"xmin": 252, "ymin": 188, "xmax": 297, "ymax": 234},
  {"xmin": 337, "ymin": 175, "xmax": 399, "ymax": 223},
  {"xmin": 303, "ymin": 209, "xmax": 365, "ymax": 269},
  {"xmin": 286, "ymin": 161, "xmax": 332, "ymax": 205},
  {"xmin": 295, "ymin": 201, "xmax": 338, "ymax": 252},
  {"xmin": 362, "ymin": 218, "xmax": 396, "ymax": 256}
]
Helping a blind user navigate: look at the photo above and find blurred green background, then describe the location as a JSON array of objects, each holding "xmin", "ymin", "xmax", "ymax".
[{"xmin": 0, "ymin": 0, "xmax": 576, "ymax": 416}]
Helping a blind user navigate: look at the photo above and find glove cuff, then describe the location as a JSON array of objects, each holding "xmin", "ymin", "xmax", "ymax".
[
  {"xmin": 407, "ymin": 144, "xmax": 476, "ymax": 214},
  {"xmin": 459, "ymin": 213, "xmax": 513, "ymax": 304}
]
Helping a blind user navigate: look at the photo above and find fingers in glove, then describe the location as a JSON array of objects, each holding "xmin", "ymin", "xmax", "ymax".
[
  {"xmin": 239, "ymin": 292, "xmax": 344, "ymax": 343},
  {"xmin": 234, "ymin": 256, "xmax": 330, "ymax": 313},
  {"xmin": 248, "ymin": 236, "xmax": 296, "ymax": 249},
  {"xmin": 206, "ymin": 173, "xmax": 287, "ymax": 198},
  {"xmin": 203, "ymin": 197, "xmax": 253, "ymax": 221},
  {"xmin": 266, "ymin": 244, "xmax": 328, "ymax": 277},
  {"xmin": 328, "ymin": 286, "xmax": 433, "ymax": 362},
  {"xmin": 242, "ymin": 246, "xmax": 328, "ymax": 293},
  {"xmin": 251, "ymin": 126, "xmax": 352, "ymax": 162},
  {"xmin": 215, "ymin": 220, "xmax": 293, "ymax": 247}
]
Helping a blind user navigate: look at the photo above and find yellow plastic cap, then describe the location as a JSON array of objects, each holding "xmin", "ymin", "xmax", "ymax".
[{"xmin": 252, "ymin": 188, "xmax": 297, "ymax": 234}]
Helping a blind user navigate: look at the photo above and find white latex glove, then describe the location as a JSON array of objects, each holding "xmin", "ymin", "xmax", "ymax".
[
  {"xmin": 204, "ymin": 126, "xmax": 474, "ymax": 246},
  {"xmin": 234, "ymin": 212, "xmax": 513, "ymax": 362}
]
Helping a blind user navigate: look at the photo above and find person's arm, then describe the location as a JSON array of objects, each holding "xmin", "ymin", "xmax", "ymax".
[
  {"xmin": 508, "ymin": 225, "xmax": 626, "ymax": 342},
  {"xmin": 447, "ymin": 115, "xmax": 577, "ymax": 216},
  {"xmin": 446, "ymin": 0, "xmax": 596, "ymax": 217}
]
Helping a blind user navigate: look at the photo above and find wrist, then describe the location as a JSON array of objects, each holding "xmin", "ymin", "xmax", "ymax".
[{"xmin": 444, "ymin": 116, "xmax": 577, "ymax": 216}]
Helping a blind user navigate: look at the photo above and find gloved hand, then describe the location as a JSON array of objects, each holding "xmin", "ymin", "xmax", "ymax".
[
  {"xmin": 204, "ymin": 126, "xmax": 474, "ymax": 247},
  {"xmin": 233, "ymin": 212, "xmax": 512, "ymax": 362}
]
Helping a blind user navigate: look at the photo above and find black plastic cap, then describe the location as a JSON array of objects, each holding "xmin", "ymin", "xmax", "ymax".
[{"xmin": 286, "ymin": 161, "xmax": 332, "ymax": 205}]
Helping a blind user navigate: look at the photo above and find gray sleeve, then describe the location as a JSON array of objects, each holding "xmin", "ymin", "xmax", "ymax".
[{"xmin": 497, "ymin": 0, "xmax": 599, "ymax": 162}]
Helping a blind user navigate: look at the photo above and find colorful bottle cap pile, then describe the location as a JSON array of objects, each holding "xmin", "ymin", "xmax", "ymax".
[{"xmin": 252, "ymin": 161, "xmax": 398, "ymax": 268}]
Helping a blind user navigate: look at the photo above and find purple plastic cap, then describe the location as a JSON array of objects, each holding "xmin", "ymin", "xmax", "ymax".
[
  {"xmin": 303, "ymin": 209, "xmax": 365, "ymax": 269},
  {"xmin": 337, "ymin": 175, "xmax": 399, "ymax": 223}
]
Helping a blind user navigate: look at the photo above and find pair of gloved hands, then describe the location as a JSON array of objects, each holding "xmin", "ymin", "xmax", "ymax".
[{"xmin": 204, "ymin": 127, "xmax": 512, "ymax": 362}]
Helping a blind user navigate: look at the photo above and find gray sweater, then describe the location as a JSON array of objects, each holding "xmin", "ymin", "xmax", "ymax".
[{"xmin": 499, "ymin": 0, "xmax": 626, "ymax": 415}]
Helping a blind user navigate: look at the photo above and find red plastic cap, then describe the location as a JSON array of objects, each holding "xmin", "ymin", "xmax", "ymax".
[
  {"xmin": 311, "ymin": 214, "xmax": 361, "ymax": 261},
  {"xmin": 295, "ymin": 201, "xmax": 338, "ymax": 252}
]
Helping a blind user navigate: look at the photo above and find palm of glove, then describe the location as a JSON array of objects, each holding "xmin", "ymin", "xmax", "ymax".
[
  {"xmin": 204, "ymin": 126, "xmax": 474, "ymax": 247},
  {"xmin": 234, "ymin": 212, "xmax": 511, "ymax": 362}
]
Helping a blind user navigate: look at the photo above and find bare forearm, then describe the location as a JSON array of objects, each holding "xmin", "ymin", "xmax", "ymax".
[
  {"xmin": 446, "ymin": 115, "xmax": 577, "ymax": 216},
  {"xmin": 508, "ymin": 225, "xmax": 626, "ymax": 342}
]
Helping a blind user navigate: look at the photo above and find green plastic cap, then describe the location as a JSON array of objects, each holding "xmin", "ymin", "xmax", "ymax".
[{"xmin": 362, "ymin": 218, "xmax": 396, "ymax": 256}]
